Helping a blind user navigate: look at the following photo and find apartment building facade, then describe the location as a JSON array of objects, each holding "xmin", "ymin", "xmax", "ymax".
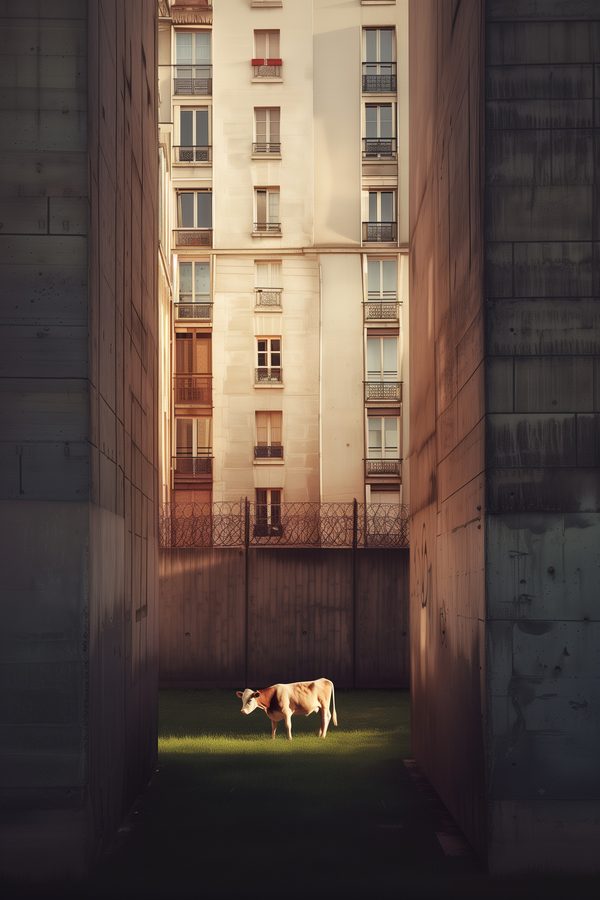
[{"xmin": 158, "ymin": 0, "xmax": 409, "ymax": 519}]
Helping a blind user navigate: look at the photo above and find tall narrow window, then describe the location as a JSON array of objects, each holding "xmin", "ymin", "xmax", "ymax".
[
  {"xmin": 177, "ymin": 261, "xmax": 211, "ymax": 321},
  {"xmin": 364, "ymin": 104, "xmax": 396, "ymax": 158},
  {"xmin": 254, "ymin": 108, "xmax": 281, "ymax": 155},
  {"xmin": 367, "ymin": 259, "xmax": 397, "ymax": 298},
  {"xmin": 174, "ymin": 417, "xmax": 212, "ymax": 478},
  {"xmin": 255, "ymin": 260, "xmax": 282, "ymax": 308},
  {"xmin": 174, "ymin": 333, "xmax": 212, "ymax": 404},
  {"xmin": 368, "ymin": 416, "xmax": 399, "ymax": 459},
  {"xmin": 176, "ymin": 190, "xmax": 212, "ymax": 247},
  {"xmin": 175, "ymin": 31, "xmax": 212, "ymax": 95},
  {"xmin": 255, "ymin": 337, "xmax": 282, "ymax": 383},
  {"xmin": 253, "ymin": 30, "xmax": 281, "ymax": 77},
  {"xmin": 363, "ymin": 28, "xmax": 396, "ymax": 93},
  {"xmin": 255, "ymin": 411, "xmax": 283, "ymax": 459},
  {"xmin": 363, "ymin": 190, "xmax": 396, "ymax": 242},
  {"xmin": 254, "ymin": 188, "xmax": 281, "ymax": 234},
  {"xmin": 365, "ymin": 334, "xmax": 401, "ymax": 401},
  {"xmin": 255, "ymin": 488, "xmax": 282, "ymax": 535},
  {"xmin": 177, "ymin": 107, "xmax": 210, "ymax": 162}
]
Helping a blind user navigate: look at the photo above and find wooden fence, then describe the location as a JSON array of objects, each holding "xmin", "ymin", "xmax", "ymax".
[{"xmin": 159, "ymin": 546, "xmax": 409, "ymax": 689}]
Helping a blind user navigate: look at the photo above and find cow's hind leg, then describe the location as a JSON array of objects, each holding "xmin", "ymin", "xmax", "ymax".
[
  {"xmin": 319, "ymin": 704, "xmax": 331, "ymax": 738},
  {"xmin": 271, "ymin": 719, "xmax": 278, "ymax": 739}
]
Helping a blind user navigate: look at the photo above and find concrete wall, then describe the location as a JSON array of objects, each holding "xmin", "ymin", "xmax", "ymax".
[
  {"xmin": 0, "ymin": 0, "xmax": 159, "ymax": 881},
  {"xmin": 409, "ymin": 0, "xmax": 487, "ymax": 857},
  {"xmin": 410, "ymin": 0, "xmax": 600, "ymax": 873},
  {"xmin": 484, "ymin": 0, "xmax": 600, "ymax": 873}
]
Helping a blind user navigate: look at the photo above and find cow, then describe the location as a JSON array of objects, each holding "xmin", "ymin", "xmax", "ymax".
[{"xmin": 236, "ymin": 677, "xmax": 338, "ymax": 740}]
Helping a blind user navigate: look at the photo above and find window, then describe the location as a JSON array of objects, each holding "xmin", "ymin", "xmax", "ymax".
[
  {"xmin": 255, "ymin": 488, "xmax": 282, "ymax": 536},
  {"xmin": 367, "ymin": 259, "xmax": 397, "ymax": 298},
  {"xmin": 174, "ymin": 417, "xmax": 212, "ymax": 477},
  {"xmin": 177, "ymin": 191, "xmax": 212, "ymax": 228},
  {"xmin": 255, "ymin": 259, "xmax": 282, "ymax": 307},
  {"xmin": 368, "ymin": 416, "xmax": 399, "ymax": 459},
  {"xmin": 362, "ymin": 28, "xmax": 396, "ymax": 93},
  {"xmin": 254, "ymin": 188, "xmax": 281, "ymax": 234},
  {"xmin": 177, "ymin": 107, "xmax": 210, "ymax": 162},
  {"xmin": 254, "ymin": 107, "xmax": 281, "ymax": 154},
  {"xmin": 255, "ymin": 411, "xmax": 283, "ymax": 459},
  {"xmin": 364, "ymin": 103, "xmax": 396, "ymax": 158},
  {"xmin": 363, "ymin": 190, "xmax": 396, "ymax": 242},
  {"xmin": 174, "ymin": 31, "xmax": 212, "ymax": 95},
  {"xmin": 177, "ymin": 260, "xmax": 211, "ymax": 320},
  {"xmin": 253, "ymin": 30, "xmax": 281, "ymax": 77},
  {"xmin": 256, "ymin": 337, "xmax": 282, "ymax": 383},
  {"xmin": 175, "ymin": 332, "xmax": 211, "ymax": 374},
  {"xmin": 367, "ymin": 335, "xmax": 398, "ymax": 381}
]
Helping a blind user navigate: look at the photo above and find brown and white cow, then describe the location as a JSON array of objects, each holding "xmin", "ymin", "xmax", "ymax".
[{"xmin": 236, "ymin": 678, "xmax": 338, "ymax": 740}]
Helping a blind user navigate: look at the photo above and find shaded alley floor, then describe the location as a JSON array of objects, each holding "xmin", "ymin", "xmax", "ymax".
[{"xmin": 6, "ymin": 690, "xmax": 600, "ymax": 900}]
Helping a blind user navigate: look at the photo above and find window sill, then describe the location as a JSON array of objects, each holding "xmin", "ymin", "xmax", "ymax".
[
  {"xmin": 253, "ymin": 458, "xmax": 285, "ymax": 465},
  {"xmin": 252, "ymin": 231, "xmax": 282, "ymax": 238},
  {"xmin": 251, "ymin": 76, "xmax": 283, "ymax": 84},
  {"xmin": 255, "ymin": 306, "xmax": 282, "ymax": 313},
  {"xmin": 254, "ymin": 382, "xmax": 284, "ymax": 389},
  {"xmin": 251, "ymin": 153, "xmax": 282, "ymax": 161}
]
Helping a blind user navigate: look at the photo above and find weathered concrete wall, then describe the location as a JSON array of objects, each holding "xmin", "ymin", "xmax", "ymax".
[
  {"xmin": 410, "ymin": 0, "xmax": 600, "ymax": 874},
  {"xmin": 0, "ymin": 0, "xmax": 159, "ymax": 881},
  {"xmin": 409, "ymin": 0, "xmax": 487, "ymax": 856},
  {"xmin": 484, "ymin": 0, "xmax": 600, "ymax": 873}
]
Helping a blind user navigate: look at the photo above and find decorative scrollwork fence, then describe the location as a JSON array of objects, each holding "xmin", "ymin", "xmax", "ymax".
[{"xmin": 159, "ymin": 500, "xmax": 409, "ymax": 549}]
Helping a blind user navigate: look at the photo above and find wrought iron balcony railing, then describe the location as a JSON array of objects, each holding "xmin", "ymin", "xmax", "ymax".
[
  {"xmin": 174, "ymin": 145, "xmax": 212, "ymax": 164},
  {"xmin": 365, "ymin": 458, "xmax": 402, "ymax": 478},
  {"xmin": 363, "ymin": 299, "xmax": 399, "ymax": 322},
  {"xmin": 173, "ymin": 374, "xmax": 212, "ymax": 404},
  {"xmin": 175, "ymin": 300, "xmax": 212, "ymax": 321},
  {"xmin": 171, "ymin": 64, "xmax": 213, "ymax": 96},
  {"xmin": 362, "ymin": 221, "xmax": 397, "ymax": 242},
  {"xmin": 254, "ymin": 444, "xmax": 284, "ymax": 459},
  {"xmin": 362, "ymin": 137, "xmax": 397, "ymax": 159},
  {"xmin": 362, "ymin": 62, "xmax": 397, "ymax": 93},
  {"xmin": 173, "ymin": 453, "xmax": 213, "ymax": 479},
  {"xmin": 255, "ymin": 367, "xmax": 282, "ymax": 384},
  {"xmin": 159, "ymin": 499, "xmax": 410, "ymax": 549},
  {"xmin": 255, "ymin": 287, "xmax": 282, "ymax": 308},
  {"xmin": 252, "ymin": 59, "xmax": 282, "ymax": 78},
  {"xmin": 252, "ymin": 142, "xmax": 281, "ymax": 155},
  {"xmin": 253, "ymin": 222, "xmax": 282, "ymax": 235},
  {"xmin": 174, "ymin": 228, "xmax": 212, "ymax": 248},
  {"xmin": 364, "ymin": 380, "xmax": 403, "ymax": 402}
]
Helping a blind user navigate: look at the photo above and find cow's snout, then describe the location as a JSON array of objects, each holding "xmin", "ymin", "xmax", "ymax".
[{"xmin": 241, "ymin": 708, "xmax": 250, "ymax": 715}]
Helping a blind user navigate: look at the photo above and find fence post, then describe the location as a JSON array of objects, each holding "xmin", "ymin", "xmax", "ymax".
[
  {"xmin": 244, "ymin": 497, "xmax": 250, "ymax": 684},
  {"xmin": 352, "ymin": 499, "xmax": 358, "ymax": 689}
]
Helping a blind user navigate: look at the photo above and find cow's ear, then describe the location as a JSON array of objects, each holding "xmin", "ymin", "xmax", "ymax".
[
  {"xmin": 236, "ymin": 691, "xmax": 243, "ymax": 699},
  {"xmin": 252, "ymin": 691, "xmax": 260, "ymax": 698}
]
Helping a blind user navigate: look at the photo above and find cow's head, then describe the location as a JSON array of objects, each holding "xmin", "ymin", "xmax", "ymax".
[{"xmin": 236, "ymin": 688, "xmax": 260, "ymax": 714}]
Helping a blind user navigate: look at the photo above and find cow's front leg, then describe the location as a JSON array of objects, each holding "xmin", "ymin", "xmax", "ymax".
[
  {"xmin": 283, "ymin": 709, "xmax": 293, "ymax": 740},
  {"xmin": 319, "ymin": 705, "xmax": 331, "ymax": 738},
  {"xmin": 270, "ymin": 718, "xmax": 278, "ymax": 739}
]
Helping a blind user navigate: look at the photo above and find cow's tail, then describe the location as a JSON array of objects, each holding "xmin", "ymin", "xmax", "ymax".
[{"xmin": 330, "ymin": 680, "xmax": 338, "ymax": 727}]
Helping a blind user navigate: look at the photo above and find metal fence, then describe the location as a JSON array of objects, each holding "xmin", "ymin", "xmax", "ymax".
[{"xmin": 159, "ymin": 499, "xmax": 409, "ymax": 549}]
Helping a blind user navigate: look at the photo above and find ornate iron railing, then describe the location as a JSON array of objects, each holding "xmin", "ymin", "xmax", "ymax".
[
  {"xmin": 365, "ymin": 458, "xmax": 402, "ymax": 478},
  {"xmin": 175, "ymin": 300, "xmax": 212, "ymax": 321},
  {"xmin": 362, "ymin": 137, "xmax": 397, "ymax": 159},
  {"xmin": 362, "ymin": 221, "xmax": 397, "ymax": 242},
  {"xmin": 174, "ymin": 145, "xmax": 212, "ymax": 163},
  {"xmin": 253, "ymin": 222, "xmax": 282, "ymax": 235},
  {"xmin": 364, "ymin": 380, "xmax": 403, "ymax": 402},
  {"xmin": 173, "ymin": 374, "xmax": 212, "ymax": 404},
  {"xmin": 252, "ymin": 142, "xmax": 281, "ymax": 155},
  {"xmin": 252, "ymin": 62, "xmax": 282, "ymax": 78},
  {"xmin": 170, "ymin": 64, "xmax": 213, "ymax": 96},
  {"xmin": 159, "ymin": 499, "xmax": 409, "ymax": 549},
  {"xmin": 173, "ymin": 454, "xmax": 213, "ymax": 479},
  {"xmin": 362, "ymin": 62, "xmax": 397, "ymax": 93},
  {"xmin": 174, "ymin": 228, "xmax": 213, "ymax": 248},
  {"xmin": 255, "ymin": 288, "xmax": 282, "ymax": 308},
  {"xmin": 255, "ymin": 367, "xmax": 282, "ymax": 384},
  {"xmin": 363, "ymin": 299, "xmax": 399, "ymax": 322},
  {"xmin": 254, "ymin": 445, "xmax": 284, "ymax": 459}
]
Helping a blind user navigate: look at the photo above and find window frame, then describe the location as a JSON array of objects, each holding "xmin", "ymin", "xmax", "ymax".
[{"xmin": 177, "ymin": 189, "xmax": 213, "ymax": 229}]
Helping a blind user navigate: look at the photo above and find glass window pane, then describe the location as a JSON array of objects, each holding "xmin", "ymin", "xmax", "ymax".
[
  {"xmin": 365, "ymin": 105, "xmax": 377, "ymax": 137},
  {"xmin": 368, "ymin": 260, "xmax": 381, "ymax": 295},
  {"xmin": 176, "ymin": 33, "xmax": 193, "ymax": 63},
  {"xmin": 268, "ymin": 191, "xmax": 279, "ymax": 222},
  {"xmin": 255, "ymin": 108, "xmax": 267, "ymax": 142},
  {"xmin": 384, "ymin": 417, "xmax": 398, "ymax": 450},
  {"xmin": 195, "ymin": 262, "xmax": 210, "ymax": 296},
  {"xmin": 380, "ymin": 29, "xmax": 393, "ymax": 61},
  {"xmin": 365, "ymin": 29, "xmax": 377, "ymax": 62},
  {"xmin": 195, "ymin": 32, "xmax": 211, "ymax": 63},
  {"xmin": 382, "ymin": 259, "xmax": 397, "ymax": 295},
  {"xmin": 196, "ymin": 109, "xmax": 208, "ymax": 145},
  {"xmin": 180, "ymin": 110, "xmax": 193, "ymax": 146},
  {"xmin": 179, "ymin": 192, "xmax": 194, "ymax": 227},
  {"xmin": 256, "ymin": 412, "xmax": 268, "ymax": 444},
  {"xmin": 383, "ymin": 337, "xmax": 398, "ymax": 376},
  {"xmin": 255, "ymin": 31, "xmax": 266, "ymax": 57},
  {"xmin": 179, "ymin": 262, "xmax": 192, "ymax": 295},
  {"xmin": 176, "ymin": 418, "xmax": 193, "ymax": 455},
  {"xmin": 367, "ymin": 337, "xmax": 381, "ymax": 376},
  {"xmin": 268, "ymin": 31, "xmax": 280, "ymax": 57},
  {"xmin": 368, "ymin": 191, "xmax": 377, "ymax": 221},
  {"xmin": 271, "ymin": 412, "xmax": 282, "ymax": 444},
  {"xmin": 380, "ymin": 104, "xmax": 393, "ymax": 137},
  {"xmin": 197, "ymin": 192, "xmax": 212, "ymax": 228},
  {"xmin": 256, "ymin": 261, "xmax": 268, "ymax": 285},
  {"xmin": 256, "ymin": 190, "xmax": 266, "ymax": 223},
  {"xmin": 269, "ymin": 108, "xmax": 280, "ymax": 142},
  {"xmin": 368, "ymin": 418, "xmax": 382, "ymax": 454}
]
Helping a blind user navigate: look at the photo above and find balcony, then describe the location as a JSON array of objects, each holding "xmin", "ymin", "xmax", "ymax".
[
  {"xmin": 173, "ymin": 453, "xmax": 213, "ymax": 484},
  {"xmin": 362, "ymin": 63, "xmax": 397, "ymax": 93},
  {"xmin": 365, "ymin": 458, "xmax": 402, "ymax": 478},
  {"xmin": 252, "ymin": 58, "xmax": 282, "ymax": 78},
  {"xmin": 174, "ymin": 145, "xmax": 212, "ymax": 164},
  {"xmin": 255, "ymin": 287, "xmax": 282, "ymax": 309},
  {"xmin": 174, "ymin": 374, "xmax": 212, "ymax": 404},
  {"xmin": 174, "ymin": 228, "xmax": 213, "ymax": 248},
  {"xmin": 364, "ymin": 381, "xmax": 403, "ymax": 402},
  {"xmin": 172, "ymin": 64, "xmax": 212, "ymax": 96},
  {"xmin": 362, "ymin": 222, "xmax": 397, "ymax": 243},
  {"xmin": 254, "ymin": 445, "xmax": 284, "ymax": 460},
  {"xmin": 255, "ymin": 367, "xmax": 282, "ymax": 385},
  {"xmin": 362, "ymin": 137, "xmax": 397, "ymax": 160},
  {"xmin": 363, "ymin": 299, "xmax": 399, "ymax": 323},
  {"xmin": 175, "ymin": 300, "xmax": 212, "ymax": 322},
  {"xmin": 252, "ymin": 222, "xmax": 282, "ymax": 236},
  {"xmin": 252, "ymin": 142, "xmax": 281, "ymax": 156}
]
